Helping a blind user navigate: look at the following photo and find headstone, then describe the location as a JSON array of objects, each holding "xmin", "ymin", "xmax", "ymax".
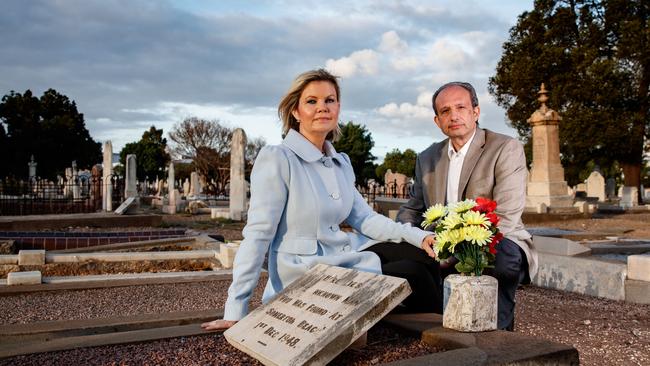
[
  {"xmin": 620, "ymin": 186, "xmax": 638, "ymax": 208},
  {"xmin": 91, "ymin": 164, "xmax": 102, "ymax": 204},
  {"xmin": 115, "ymin": 196, "xmax": 138, "ymax": 215},
  {"xmin": 575, "ymin": 183, "xmax": 587, "ymax": 193},
  {"xmin": 230, "ymin": 128, "xmax": 247, "ymax": 221},
  {"xmin": 71, "ymin": 161, "xmax": 80, "ymax": 200},
  {"xmin": 525, "ymin": 84, "xmax": 575, "ymax": 212},
  {"xmin": 606, "ymin": 178, "xmax": 616, "ymax": 199},
  {"xmin": 183, "ymin": 178, "xmax": 190, "ymax": 196},
  {"xmin": 166, "ymin": 163, "xmax": 177, "ymax": 214},
  {"xmin": 28, "ymin": 155, "xmax": 37, "ymax": 178},
  {"xmin": 64, "ymin": 167, "xmax": 73, "ymax": 198},
  {"xmin": 224, "ymin": 264, "xmax": 411, "ymax": 366},
  {"xmin": 190, "ymin": 171, "xmax": 200, "ymax": 197},
  {"xmin": 155, "ymin": 177, "xmax": 163, "ymax": 197},
  {"xmin": 102, "ymin": 141, "xmax": 113, "ymax": 211},
  {"xmin": 125, "ymin": 154, "xmax": 138, "ymax": 198},
  {"xmin": 585, "ymin": 171, "xmax": 606, "ymax": 202}
]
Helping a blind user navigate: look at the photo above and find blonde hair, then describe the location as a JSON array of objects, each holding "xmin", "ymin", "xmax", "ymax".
[{"xmin": 278, "ymin": 69, "xmax": 341, "ymax": 141}]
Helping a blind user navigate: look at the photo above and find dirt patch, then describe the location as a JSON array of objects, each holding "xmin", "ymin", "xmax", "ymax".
[
  {"xmin": 1, "ymin": 259, "xmax": 219, "ymax": 278},
  {"xmin": 527, "ymin": 212, "xmax": 650, "ymax": 239}
]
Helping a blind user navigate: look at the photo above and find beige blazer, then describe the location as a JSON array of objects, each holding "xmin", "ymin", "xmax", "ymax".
[{"xmin": 396, "ymin": 128, "xmax": 537, "ymax": 278}]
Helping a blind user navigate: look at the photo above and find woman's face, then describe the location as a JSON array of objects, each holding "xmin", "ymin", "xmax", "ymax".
[{"xmin": 292, "ymin": 81, "xmax": 339, "ymax": 144}]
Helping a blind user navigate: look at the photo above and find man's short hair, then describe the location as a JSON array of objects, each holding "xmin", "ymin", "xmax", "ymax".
[{"xmin": 431, "ymin": 82, "xmax": 479, "ymax": 115}]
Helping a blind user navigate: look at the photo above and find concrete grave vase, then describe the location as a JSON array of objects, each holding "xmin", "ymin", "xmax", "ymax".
[{"xmin": 442, "ymin": 274, "xmax": 498, "ymax": 332}]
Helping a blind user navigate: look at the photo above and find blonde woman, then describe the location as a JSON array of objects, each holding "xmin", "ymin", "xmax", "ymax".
[{"xmin": 202, "ymin": 69, "xmax": 435, "ymax": 331}]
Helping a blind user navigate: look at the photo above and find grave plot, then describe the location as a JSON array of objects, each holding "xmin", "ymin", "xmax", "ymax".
[{"xmin": 0, "ymin": 233, "xmax": 241, "ymax": 292}]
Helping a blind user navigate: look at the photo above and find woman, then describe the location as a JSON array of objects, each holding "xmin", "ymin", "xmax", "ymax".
[{"xmin": 202, "ymin": 69, "xmax": 435, "ymax": 331}]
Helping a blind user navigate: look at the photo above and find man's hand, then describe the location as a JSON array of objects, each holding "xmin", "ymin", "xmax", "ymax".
[
  {"xmin": 201, "ymin": 319, "xmax": 237, "ymax": 331},
  {"xmin": 420, "ymin": 235, "xmax": 437, "ymax": 259}
]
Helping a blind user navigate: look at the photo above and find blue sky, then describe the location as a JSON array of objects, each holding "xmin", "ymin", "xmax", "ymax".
[{"xmin": 1, "ymin": 0, "xmax": 534, "ymax": 161}]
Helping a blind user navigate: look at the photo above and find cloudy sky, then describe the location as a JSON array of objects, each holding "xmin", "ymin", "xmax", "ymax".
[{"xmin": 1, "ymin": 0, "xmax": 533, "ymax": 161}]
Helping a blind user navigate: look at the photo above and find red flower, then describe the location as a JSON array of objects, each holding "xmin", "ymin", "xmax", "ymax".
[
  {"xmin": 488, "ymin": 232, "xmax": 503, "ymax": 255},
  {"xmin": 486, "ymin": 212, "xmax": 500, "ymax": 226},
  {"xmin": 474, "ymin": 197, "xmax": 497, "ymax": 213}
]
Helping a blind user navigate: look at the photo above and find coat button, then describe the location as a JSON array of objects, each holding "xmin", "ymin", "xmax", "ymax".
[
  {"xmin": 320, "ymin": 157, "xmax": 333, "ymax": 168},
  {"xmin": 330, "ymin": 192, "xmax": 340, "ymax": 200},
  {"xmin": 329, "ymin": 225, "xmax": 339, "ymax": 232},
  {"xmin": 342, "ymin": 245, "xmax": 351, "ymax": 252}
]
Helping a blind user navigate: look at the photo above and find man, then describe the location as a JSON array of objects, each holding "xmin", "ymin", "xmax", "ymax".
[{"xmin": 369, "ymin": 82, "xmax": 537, "ymax": 330}]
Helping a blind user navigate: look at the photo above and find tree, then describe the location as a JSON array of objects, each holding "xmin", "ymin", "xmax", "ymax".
[
  {"xmin": 332, "ymin": 121, "xmax": 376, "ymax": 184},
  {"xmin": 375, "ymin": 148, "xmax": 417, "ymax": 183},
  {"xmin": 488, "ymin": 0, "xmax": 648, "ymax": 194},
  {"xmin": 0, "ymin": 89, "xmax": 101, "ymax": 178},
  {"xmin": 119, "ymin": 126, "xmax": 170, "ymax": 180},
  {"xmin": 168, "ymin": 117, "xmax": 266, "ymax": 189},
  {"xmin": 168, "ymin": 117, "xmax": 232, "ymax": 186}
]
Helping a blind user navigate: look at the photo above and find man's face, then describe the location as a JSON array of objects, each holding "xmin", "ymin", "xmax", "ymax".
[{"xmin": 433, "ymin": 85, "xmax": 479, "ymax": 141}]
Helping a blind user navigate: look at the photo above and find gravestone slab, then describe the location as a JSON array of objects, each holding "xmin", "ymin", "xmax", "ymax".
[
  {"xmin": 224, "ymin": 264, "xmax": 411, "ymax": 366},
  {"xmin": 114, "ymin": 197, "xmax": 137, "ymax": 215}
]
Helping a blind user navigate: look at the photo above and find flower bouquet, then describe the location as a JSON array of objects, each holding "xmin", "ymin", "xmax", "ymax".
[{"xmin": 421, "ymin": 197, "xmax": 503, "ymax": 276}]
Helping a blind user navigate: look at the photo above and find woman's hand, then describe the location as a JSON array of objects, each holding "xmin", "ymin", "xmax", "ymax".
[
  {"xmin": 201, "ymin": 319, "xmax": 238, "ymax": 331},
  {"xmin": 420, "ymin": 235, "xmax": 437, "ymax": 259}
]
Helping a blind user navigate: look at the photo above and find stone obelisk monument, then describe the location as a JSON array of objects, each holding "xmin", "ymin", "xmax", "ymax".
[{"xmin": 525, "ymin": 84, "xmax": 575, "ymax": 213}]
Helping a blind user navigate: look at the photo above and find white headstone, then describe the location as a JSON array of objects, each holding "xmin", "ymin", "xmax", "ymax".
[
  {"xmin": 64, "ymin": 167, "xmax": 73, "ymax": 198},
  {"xmin": 166, "ymin": 163, "xmax": 176, "ymax": 214},
  {"xmin": 125, "ymin": 154, "xmax": 138, "ymax": 198},
  {"xmin": 183, "ymin": 178, "xmax": 190, "ymax": 196},
  {"xmin": 115, "ymin": 196, "xmax": 137, "ymax": 215},
  {"xmin": 585, "ymin": 171, "xmax": 605, "ymax": 202},
  {"xmin": 621, "ymin": 186, "xmax": 638, "ymax": 208},
  {"xmin": 190, "ymin": 171, "xmax": 200, "ymax": 197},
  {"xmin": 102, "ymin": 141, "xmax": 113, "ymax": 211},
  {"xmin": 224, "ymin": 264, "xmax": 410, "ymax": 366},
  {"xmin": 229, "ymin": 128, "xmax": 247, "ymax": 221},
  {"xmin": 28, "ymin": 155, "xmax": 37, "ymax": 178}
]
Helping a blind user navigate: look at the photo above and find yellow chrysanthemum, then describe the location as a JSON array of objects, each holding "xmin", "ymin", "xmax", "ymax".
[
  {"xmin": 441, "ymin": 213, "xmax": 464, "ymax": 230},
  {"xmin": 421, "ymin": 204, "xmax": 447, "ymax": 228},
  {"xmin": 446, "ymin": 228, "xmax": 466, "ymax": 253},
  {"xmin": 450, "ymin": 199, "xmax": 476, "ymax": 214},
  {"xmin": 464, "ymin": 225, "xmax": 493, "ymax": 246},
  {"xmin": 462, "ymin": 210, "xmax": 490, "ymax": 228}
]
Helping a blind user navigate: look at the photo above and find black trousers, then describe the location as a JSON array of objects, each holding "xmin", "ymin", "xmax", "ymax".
[
  {"xmin": 363, "ymin": 242, "xmax": 443, "ymax": 314},
  {"xmin": 365, "ymin": 238, "xmax": 528, "ymax": 331}
]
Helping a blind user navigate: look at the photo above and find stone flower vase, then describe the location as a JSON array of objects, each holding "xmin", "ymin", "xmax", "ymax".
[{"xmin": 442, "ymin": 274, "xmax": 498, "ymax": 332}]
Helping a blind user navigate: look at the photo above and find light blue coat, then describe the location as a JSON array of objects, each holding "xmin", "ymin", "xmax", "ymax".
[{"xmin": 223, "ymin": 129, "xmax": 429, "ymax": 320}]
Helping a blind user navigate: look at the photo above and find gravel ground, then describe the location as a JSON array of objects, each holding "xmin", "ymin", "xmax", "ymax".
[
  {"xmin": 1, "ymin": 323, "xmax": 440, "ymax": 366},
  {"xmin": 1, "ymin": 212, "xmax": 649, "ymax": 365},
  {"xmin": 1, "ymin": 281, "xmax": 648, "ymax": 365},
  {"xmin": 516, "ymin": 286, "xmax": 650, "ymax": 366}
]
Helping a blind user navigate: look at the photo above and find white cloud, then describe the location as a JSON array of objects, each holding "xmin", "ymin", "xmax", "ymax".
[
  {"xmin": 377, "ymin": 91, "xmax": 432, "ymax": 119},
  {"xmin": 379, "ymin": 30, "xmax": 408, "ymax": 53},
  {"xmin": 325, "ymin": 49, "xmax": 379, "ymax": 78}
]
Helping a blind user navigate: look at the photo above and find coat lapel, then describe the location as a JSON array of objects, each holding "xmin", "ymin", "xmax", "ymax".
[
  {"xmin": 427, "ymin": 140, "xmax": 449, "ymax": 205},
  {"xmin": 458, "ymin": 128, "xmax": 485, "ymax": 199}
]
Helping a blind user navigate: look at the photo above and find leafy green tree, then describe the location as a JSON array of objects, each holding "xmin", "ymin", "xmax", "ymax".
[
  {"xmin": 333, "ymin": 121, "xmax": 376, "ymax": 184},
  {"xmin": 0, "ymin": 89, "xmax": 101, "ymax": 178},
  {"xmin": 375, "ymin": 148, "xmax": 417, "ymax": 183},
  {"xmin": 119, "ymin": 126, "xmax": 170, "ymax": 180},
  {"xmin": 488, "ymin": 0, "xmax": 648, "ymax": 193}
]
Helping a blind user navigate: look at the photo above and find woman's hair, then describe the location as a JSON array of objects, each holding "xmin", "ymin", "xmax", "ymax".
[{"xmin": 278, "ymin": 68, "xmax": 341, "ymax": 141}]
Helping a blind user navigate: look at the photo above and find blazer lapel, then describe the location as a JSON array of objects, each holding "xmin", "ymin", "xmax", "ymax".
[
  {"xmin": 458, "ymin": 128, "xmax": 485, "ymax": 199},
  {"xmin": 431, "ymin": 140, "xmax": 449, "ymax": 204}
]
